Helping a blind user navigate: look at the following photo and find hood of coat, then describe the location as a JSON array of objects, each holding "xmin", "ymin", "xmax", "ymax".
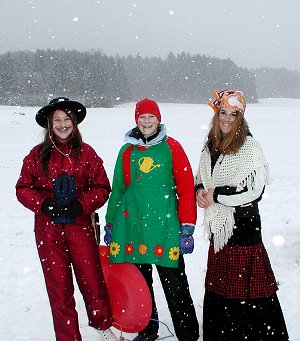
[{"xmin": 124, "ymin": 124, "xmax": 167, "ymax": 146}]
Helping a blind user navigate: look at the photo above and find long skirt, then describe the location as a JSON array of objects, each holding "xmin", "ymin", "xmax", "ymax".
[
  {"xmin": 203, "ymin": 241, "xmax": 289, "ymax": 340},
  {"xmin": 203, "ymin": 291, "xmax": 289, "ymax": 341}
]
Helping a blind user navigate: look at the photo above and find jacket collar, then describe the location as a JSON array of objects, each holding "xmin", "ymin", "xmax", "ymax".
[{"xmin": 124, "ymin": 124, "xmax": 167, "ymax": 146}]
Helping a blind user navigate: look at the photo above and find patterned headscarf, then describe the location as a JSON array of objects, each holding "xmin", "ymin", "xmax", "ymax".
[{"xmin": 208, "ymin": 90, "xmax": 246, "ymax": 114}]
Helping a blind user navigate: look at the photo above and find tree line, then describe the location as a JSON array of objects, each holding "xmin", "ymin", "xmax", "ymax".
[
  {"xmin": 251, "ymin": 67, "xmax": 300, "ymax": 99},
  {"xmin": 0, "ymin": 49, "xmax": 299, "ymax": 107}
]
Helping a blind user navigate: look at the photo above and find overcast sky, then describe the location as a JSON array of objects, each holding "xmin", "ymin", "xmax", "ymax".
[{"xmin": 1, "ymin": 0, "xmax": 299, "ymax": 71}]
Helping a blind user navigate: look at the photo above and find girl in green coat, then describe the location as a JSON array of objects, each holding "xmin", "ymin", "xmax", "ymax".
[{"xmin": 105, "ymin": 98, "xmax": 199, "ymax": 341}]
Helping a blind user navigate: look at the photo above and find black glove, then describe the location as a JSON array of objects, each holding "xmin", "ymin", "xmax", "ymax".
[
  {"xmin": 41, "ymin": 198, "xmax": 65, "ymax": 221},
  {"xmin": 41, "ymin": 198, "xmax": 82, "ymax": 225},
  {"xmin": 53, "ymin": 173, "xmax": 76, "ymax": 206},
  {"xmin": 63, "ymin": 199, "xmax": 83, "ymax": 221}
]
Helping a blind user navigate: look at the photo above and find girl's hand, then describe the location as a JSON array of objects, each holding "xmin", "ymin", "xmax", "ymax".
[
  {"xmin": 196, "ymin": 189, "xmax": 209, "ymax": 208},
  {"xmin": 206, "ymin": 188, "xmax": 215, "ymax": 206}
]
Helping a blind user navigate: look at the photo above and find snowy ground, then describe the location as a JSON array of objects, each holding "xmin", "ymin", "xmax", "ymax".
[{"xmin": 0, "ymin": 98, "xmax": 299, "ymax": 340}]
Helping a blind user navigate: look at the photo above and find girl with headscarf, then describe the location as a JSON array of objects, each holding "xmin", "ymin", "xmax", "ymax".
[{"xmin": 195, "ymin": 90, "xmax": 289, "ymax": 340}]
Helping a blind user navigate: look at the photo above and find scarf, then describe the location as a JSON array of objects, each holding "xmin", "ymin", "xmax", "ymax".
[{"xmin": 196, "ymin": 136, "xmax": 270, "ymax": 252}]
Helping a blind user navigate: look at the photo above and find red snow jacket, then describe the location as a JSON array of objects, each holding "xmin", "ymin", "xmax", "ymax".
[{"xmin": 16, "ymin": 142, "xmax": 111, "ymax": 229}]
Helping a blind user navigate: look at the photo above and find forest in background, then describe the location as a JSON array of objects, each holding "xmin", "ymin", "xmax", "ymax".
[{"xmin": 0, "ymin": 49, "xmax": 299, "ymax": 107}]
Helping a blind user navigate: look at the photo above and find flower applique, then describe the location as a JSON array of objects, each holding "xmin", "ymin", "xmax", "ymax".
[
  {"xmin": 125, "ymin": 243, "xmax": 134, "ymax": 255},
  {"xmin": 154, "ymin": 245, "xmax": 165, "ymax": 257},
  {"xmin": 110, "ymin": 242, "xmax": 120, "ymax": 257},
  {"xmin": 169, "ymin": 247, "xmax": 180, "ymax": 261}
]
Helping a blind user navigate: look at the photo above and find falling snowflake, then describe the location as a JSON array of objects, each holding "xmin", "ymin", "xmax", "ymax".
[{"xmin": 272, "ymin": 235, "xmax": 284, "ymax": 246}]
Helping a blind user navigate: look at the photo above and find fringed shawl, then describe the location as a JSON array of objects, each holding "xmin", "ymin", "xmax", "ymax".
[{"xmin": 196, "ymin": 136, "xmax": 270, "ymax": 252}]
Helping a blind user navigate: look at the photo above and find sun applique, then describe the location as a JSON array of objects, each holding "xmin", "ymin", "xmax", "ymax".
[
  {"xmin": 169, "ymin": 247, "xmax": 180, "ymax": 261},
  {"xmin": 125, "ymin": 243, "xmax": 134, "ymax": 255},
  {"xmin": 154, "ymin": 245, "xmax": 165, "ymax": 257},
  {"xmin": 110, "ymin": 242, "xmax": 120, "ymax": 257}
]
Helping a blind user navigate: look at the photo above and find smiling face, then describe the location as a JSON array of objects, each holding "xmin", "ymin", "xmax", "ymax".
[
  {"xmin": 52, "ymin": 109, "xmax": 74, "ymax": 143},
  {"xmin": 218, "ymin": 107, "xmax": 237, "ymax": 135},
  {"xmin": 137, "ymin": 113, "xmax": 159, "ymax": 138}
]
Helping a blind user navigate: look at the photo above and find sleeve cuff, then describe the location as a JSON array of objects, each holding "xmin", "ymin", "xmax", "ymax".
[
  {"xmin": 213, "ymin": 190, "xmax": 219, "ymax": 203},
  {"xmin": 195, "ymin": 183, "xmax": 204, "ymax": 196}
]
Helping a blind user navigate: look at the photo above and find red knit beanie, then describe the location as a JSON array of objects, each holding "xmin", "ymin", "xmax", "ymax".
[{"xmin": 135, "ymin": 98, "xmax": 161, "ymax": 124}]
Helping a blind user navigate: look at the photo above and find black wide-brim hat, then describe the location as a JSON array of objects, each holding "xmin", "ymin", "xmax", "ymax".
[{"xmin": 36, "ymin": 97, "xmax": 87, "ymax": 127}]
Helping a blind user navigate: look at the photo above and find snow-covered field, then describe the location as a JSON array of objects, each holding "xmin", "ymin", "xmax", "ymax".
[{"xmin": 0, "ymin": 98, "xmax": 299, "ymax": 340}]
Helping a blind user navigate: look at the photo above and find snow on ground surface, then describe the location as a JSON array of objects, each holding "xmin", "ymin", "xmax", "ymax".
[{"xmin": 0, "ymin": 98, "xmax": 299, "ymax": 340}]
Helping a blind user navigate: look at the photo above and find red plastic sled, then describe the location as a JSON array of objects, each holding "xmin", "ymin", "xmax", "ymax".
[{"xmin": 99, "ymin": 245, "xmax": 152, "ymax": 333}]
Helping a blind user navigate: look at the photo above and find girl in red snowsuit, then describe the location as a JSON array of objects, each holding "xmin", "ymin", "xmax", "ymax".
[{"xmin": 16, "ymin": 97, "xmax": 117, "ymax": 341}]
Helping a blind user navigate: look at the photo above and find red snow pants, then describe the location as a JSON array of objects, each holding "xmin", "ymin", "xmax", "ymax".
[{"xmin": 35, "ymin": 222, "xmax": 113, "ymax": 341}]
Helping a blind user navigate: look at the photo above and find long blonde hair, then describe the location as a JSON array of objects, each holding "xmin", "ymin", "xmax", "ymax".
[{"xmin": 205, "ymin": 108, "xmax": 249, "ymax": 155}]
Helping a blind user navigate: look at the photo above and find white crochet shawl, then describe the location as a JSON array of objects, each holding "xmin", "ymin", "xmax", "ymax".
[{"xmin": 196, "ymin": 136, "xmax": 270, "ymax": 252}]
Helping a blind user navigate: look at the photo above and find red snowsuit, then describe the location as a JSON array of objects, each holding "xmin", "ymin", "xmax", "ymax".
[{"xmin": 16, "ymin": 141, "xmax": 113, "ymax": 341}]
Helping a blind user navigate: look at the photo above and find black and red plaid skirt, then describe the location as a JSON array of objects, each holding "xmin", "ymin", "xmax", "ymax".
[{"xmin": 205, "ymin": 240, "xmax": 278, "ymax": 299}]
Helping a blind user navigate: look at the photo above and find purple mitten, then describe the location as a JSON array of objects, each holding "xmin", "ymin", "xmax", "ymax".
[
  {"xmin": 180, "ymin": 224, "xmax": 195, "ymax": 254},
  {"xmin": 180, "ymin": 236, "xmax": 194, "ymax": 254},
  {"xmin": 104, "ymin": 224, "xmax": 112, "ymax": 246}
]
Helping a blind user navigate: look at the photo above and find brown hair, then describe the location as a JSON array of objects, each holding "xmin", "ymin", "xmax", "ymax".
[
  {"xmin": 39, "ymin": 109, "xmax": 83, "ymax": 176},
  {"xmin": 205, "ymin": 108, "xmax": 249, "ymax": 155}
]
